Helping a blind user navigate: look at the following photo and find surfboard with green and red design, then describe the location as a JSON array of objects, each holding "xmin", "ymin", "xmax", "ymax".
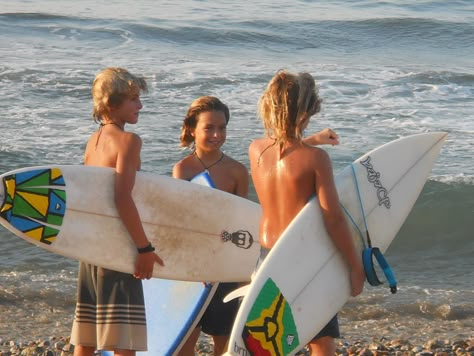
[
  {"xmin": 242, "ymin": 278, "xmax": 299, "ymax": 355},
  {"xmin": 225, "ymin": 132, "xmax": 447, "ymax": 356}
]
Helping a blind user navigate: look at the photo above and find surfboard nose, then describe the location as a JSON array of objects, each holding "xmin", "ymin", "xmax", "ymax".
[
  {"xmin": 0, "ymin": 167, "xmax": 67, "ymax": 246},
  {"xmin": 432, "ymin": 131, "xmax": 448, "ymax": 145},
  {"xmin": 0, "ymin": 173, "xmax": 15, "ymax": 235},
  {"xmin": 0, "ymin": 174, "xmax": 12, "ymax": 218}
]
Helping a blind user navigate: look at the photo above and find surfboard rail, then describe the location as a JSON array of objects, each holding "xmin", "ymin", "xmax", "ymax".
[
  {"xmin": 0, "ymin": 165, "xmax": 261, "ymax": 282},
  {"xmin": 225, "ymin": 132, "xmax": 447, "ymax": 355}
]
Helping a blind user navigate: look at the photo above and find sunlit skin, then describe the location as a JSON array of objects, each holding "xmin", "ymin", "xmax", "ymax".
[
  {"xmin": 173, "ymin": 110, "xmax": 249, "ymax": 196},
  {"xmin": 77, "ymin": 94, "xmax": 163, "ymax": 356},
  {"xmin": 249, "ymin": 130, "xmax": 365, "ymax": 356},
  {"xmin": 173, "ymin": 109, "xmax": 248, "ymax": 355},
  {"xmin": 173, "ymin": 121, "xmax": 341, "ymax": 355},
  {"xmin": 84, "ymin": 95, "xmax": 164, "ymax": 278},
  {"xmin": 173, "ymin": 101, "xmax": 344, "ymax": 355},
  {"xmin": 250, "ymin": 70, "xmax": 365, "ymax": 356}
]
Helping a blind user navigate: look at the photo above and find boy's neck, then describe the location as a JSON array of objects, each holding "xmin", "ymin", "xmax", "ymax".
[
  {"xmin": 194, "ymin": 149, "xmax": 224, "ymax": 170},
  {"xmin": 194, "ymin": 148, "xmax": 222, "ymax": 161},
  {"xmin": 101, "ymin": 121, "xmax": 124, "ymax": 130}
]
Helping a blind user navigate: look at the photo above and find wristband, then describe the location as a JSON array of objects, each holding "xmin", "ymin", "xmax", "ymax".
[{"xmin": 137, "ymin": 242, "xmax": 155, "ymax": 254}]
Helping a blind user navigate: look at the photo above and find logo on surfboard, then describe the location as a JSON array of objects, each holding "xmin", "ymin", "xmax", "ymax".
[
  {"xmin": 360, "ymin": 156, "xmax": 391, "ymax": 209},
  {"xmin": 240, "ymin": 277, "xmax": 299, "ymax": 356},
  {"xmin": 221, "ymin": 230, "xmax": 254, "ymax": 249},
  {"xmin": 0, "ymin": 168, "xmax": 66, "ymax": 245}
]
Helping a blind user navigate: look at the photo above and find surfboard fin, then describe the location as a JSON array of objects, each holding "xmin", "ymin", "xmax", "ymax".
[
  {"xmin": 223, "ymin": 284, "xmax": 250, "ymax": 303},
  {"xmin": 362, "ymin": 247, "xmax": 397, "ymax": 294}
]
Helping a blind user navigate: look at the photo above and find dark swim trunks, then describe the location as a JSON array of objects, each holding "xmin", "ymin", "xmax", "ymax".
[
  {"xmin": 190, "ymin": 172, "xmax": 240, "ymax": 336},
  {"xmin": 312, "ymin": 314, "xmax": 340, "ymax": 339},
  {"xmin": 257, "ymin": 247, "xmax": 340, "ymax": 340},
  {"xmin": 198, "ymin": 282, "xmax": 240, "ymax": 336}
]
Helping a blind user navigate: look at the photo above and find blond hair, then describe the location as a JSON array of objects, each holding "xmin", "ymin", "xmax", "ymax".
[
  {"xmin": 258, "ymin": 70, "xmax": 322, "ymax": 146},
  {"xmin": 92, "ymin": 67, "xmax": 148, "ymax": 122},
  {"xmin": 179, "ymin": 96, "xmax": 230, "ymax": 148}
]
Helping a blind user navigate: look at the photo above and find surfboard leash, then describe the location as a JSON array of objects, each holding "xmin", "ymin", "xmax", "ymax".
[{"xmin": 350, "ymin": 163, "xmax": 397, "ymax": 294}]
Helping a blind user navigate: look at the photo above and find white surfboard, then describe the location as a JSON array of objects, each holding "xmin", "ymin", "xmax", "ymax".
[
  {"xmin": 98, "ymin": 172, "xmax": 226, "ymax": 355},
  {"xmin": 225, "ymin": 132, "xmax": 447, "ymax": 356},
  {"xmin": 0, "ymin": 166, "xmax": 260, "ymax": 282},
  {"xmin": 142, "ymin": 172, "xmax": 218, "ymax": 355}
]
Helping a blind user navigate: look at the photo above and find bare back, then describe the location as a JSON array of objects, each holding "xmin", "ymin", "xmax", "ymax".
[
  {"xmin": 84, "ymin": 125, "xmax": 141, "ymax": 171},
  {"xmin": 249, "ymin": 137, "xmax": 336, "ymax": 249}
]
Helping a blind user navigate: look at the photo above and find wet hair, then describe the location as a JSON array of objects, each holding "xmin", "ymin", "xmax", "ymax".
[
  {"xmin": 258, "ymin": 69, "xmax": 322, "ymax": 146},
  {"xmin": 179, "ymin": 96, "xmax": 230, "ymax": 148},
  {"xmin": 91, "ymin": 67, "xmax": 148, "ymax": 123}
]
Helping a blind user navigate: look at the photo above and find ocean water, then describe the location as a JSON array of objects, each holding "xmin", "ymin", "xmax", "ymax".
[{"xmin": 0, "ymin": 0, "xmax": 473, "ymax": 346}]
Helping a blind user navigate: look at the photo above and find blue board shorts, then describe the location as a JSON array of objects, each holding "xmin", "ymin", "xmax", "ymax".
[{"xmin": 257, "ymin": 247, "xmax": 340, "ymax": 340}]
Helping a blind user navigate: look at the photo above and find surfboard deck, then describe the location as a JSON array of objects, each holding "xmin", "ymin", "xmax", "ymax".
[
  {"xmin": 143, "ymin": 172, "xmax": 220, "ymax": 355},
  {"xmin": 0, "ymin": 167, "xmax": 260, "ymax": 282},
  {"xmin": 138, "ymin": 278, "xmax": 218, "ymax": 355},
  {"xmin": 142, "ymin": 171, "xmax": 218, "ymax": 355},
  {"xmin": 98, "ymin": 172, "xmax": 222, "ymax": 356},
  {"xmin": 98, "ymin": 282, "xmax": 218, "ymax": 356},
  {"xmin": 225, "ymin": 132, "xmax": 447, "ymax": 356}
]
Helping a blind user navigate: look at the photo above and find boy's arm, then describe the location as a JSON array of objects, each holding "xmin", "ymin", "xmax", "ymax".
[
  {"xmin": 314, "ymin": 148, "xmax": 365, "ymax": 297},
  {"xmin": 304, "ymin": 128, "xmax": 339, "ymax": 146},
  {"xmin": 172, "ymin": 161, "xmax": 185, "ymax": 179},
  {"xmin": 235, "ymin": 163, "xmax": 249, "ymax": 199},
  {"xmin": 115, "ymin": 133, "xmax": 164, "ymax": 279}
]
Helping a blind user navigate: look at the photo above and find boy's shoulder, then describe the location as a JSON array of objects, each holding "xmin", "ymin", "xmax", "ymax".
[
  {"xmin": 249, "ymin": 137, "xmax": 273, "ymax": 152},
  {"xmin": 300, "ymin": 143, "xmax": 330, "ymax": 162},
  {"xmin": 118, "ymin": 130, "xmax": 142, "ymax": 145},
  {"xmin": 250, "ymin": 137, "xmax": 271, "ymax": 145},
  {"xmin": 172, "ymin": 154, "xmax": 203, "ymax": 180},
  {"xmin": 223, "ymin": 154, "xmax": 248, "ymax": 173},
  {"xmin": 173, "ymin": 154, "xmax": 194, "ymax": 169},
  {"xmin": 109, "ymin": 130, "xmax": 143, "ymax": 157}
]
